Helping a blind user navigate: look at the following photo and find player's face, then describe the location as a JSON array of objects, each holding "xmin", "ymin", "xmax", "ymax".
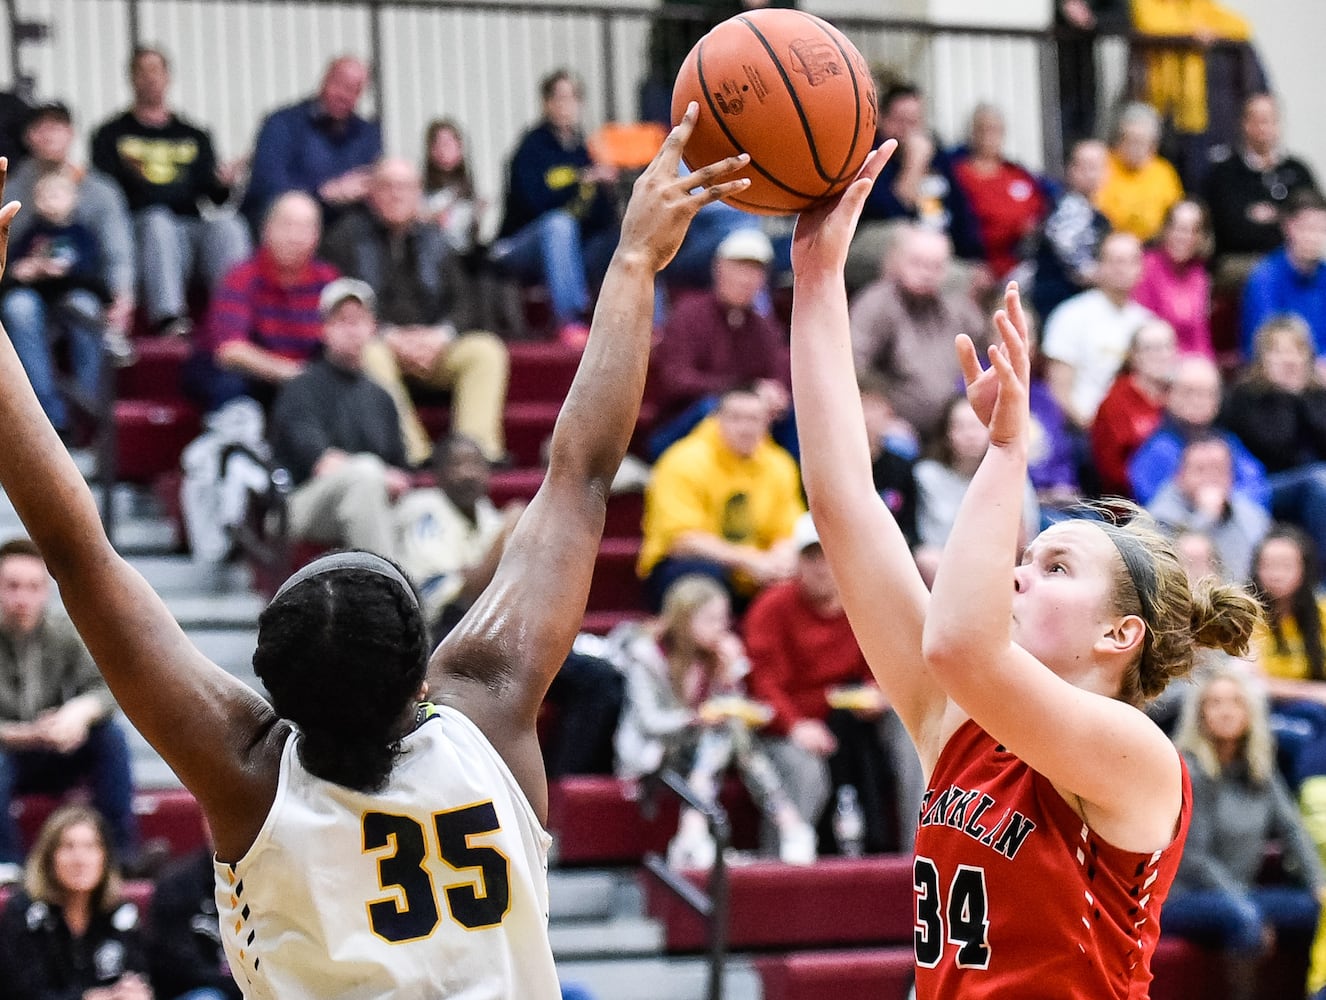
[
  {"xmin": 1255, "ymin": 536, "xmax": 1305, "ymax": 601},
  {"xmin": 1200, "ymin": 677, "xmax": 1250, "ymax": 744},
  {"xmin": 689, "ymin": 595, "xmax": 732, "ymax": 652},
  {"xmin": 1011, "ymin": 522, "xmax": 1122, "ymax": 677},
  {"xmin": 52, "ymin": 821, "xmax": 107, "ymax": 896},
  {"xmin": 0, "ymin": 554, "xmax": 50, "ymax": 636}
]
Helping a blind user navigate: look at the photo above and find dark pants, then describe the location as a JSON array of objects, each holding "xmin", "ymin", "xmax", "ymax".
[
  {"xmin": 0, "ymin": 719, "xmax": 139, "ymax": 864},
  {"xmin": 818, "ymin": 709, "xmax": 900, "ymax": 855},
  {"xmin": 1164, "ymin": 886, "xmax": 1320, "ymax": 953},
  {"xmin": 543, "ymin": 651, "xmax": 624, "ymax": 779}
]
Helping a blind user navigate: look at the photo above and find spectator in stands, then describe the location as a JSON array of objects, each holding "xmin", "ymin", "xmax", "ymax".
[
  {"xmin": 242, "ymin": 56, "xmax": 382, "ymax": 231},
  {"xmin": 650, "ymin": 228, "xmax": 791, "ymax": 458},
  {"xmin": 1055, "ymin": 1, "xmax": 1129, "ymax": 150},
  {"xmin": 322, "ymin": 157, "xmax": 509, "ymax": 467},
  {"xmin": 0, "ymin": 805, "xmax": 152, "ymax": 998},
  {"xmin": 1091, "ymin": 318, "xmax": 1178, "ymax": 498},
  {"xmin": 1129, "ymin": 354, "xmax": 1268, "ymax": 506},
  {"xmin": 915, "ymin": 395, "xmax": 1041, "ymax": 554},
  {"xmin": 845, "ymin": 82, "xmax": 984, "ymax": 294},
  {"xmin": 1134, "ymin": 199, "xmax": 1215, "ymax": 359},
  {"xmin": 611, "ymin": 574, "xmax": 817, "ymax": 867},
  {"xmin": 491, "ymin": 70, "xmax": 620, "ymax": 347},
  {"xmin": 850, "ymin": 224, "xmax": 987, "ymax": 442},
  {"xmin": 1146, "ymin": 435, "xmax": 1270, "ymax": 582},
  {"xmin": 190, "ymin": 191, "xmax": 338, "ymax": 411},
  {"xmin": 1222, "ymin": 315, "xmax": 1326, "ymax": 565},
  {"xmin": 1165, "ymin": 664, "xmax": 1322, "ymax": 1000},
  {"xmin": 1095, "ymin": 102, "xmax": 1184, "ymax": 242},
  {"xmin": 268, "ymin": 279, "xmax": 410, "ymax": 558},
  {"xmin": 422, "ymin": 119, "xmax": 482, "ymax": 257},
  {"xmin": 148, "ymin": 844, "xmax": 241, "ymax": 1000},
  {"xmin": 393, "ymin": 433, "xmax": 523, "ymax": 639},
  {"xmin": 1029, "ymin": 139, "xmax": 1111, "ymax": 324},
  {"xmin": 91, "ymin": 45, "xmax": 250, "ymax": 338},
  {"xmin": 1131, "ymin": 0, "xmax": 1253, "ymax": 184},
  {"xmin": 9, "ymin": 102, "xmax": 134, "ymax": 347},
  {"xmin": 1023, "ymin": 318, "xmax": 1084, "ymax": 515},
  {"xmin": 0, "ymin": 538, "xmax": 137, "ymax": 878},
  {"xmin": 638, "ymin": 385, "xmax": 804, "ymax": 611},
  {"xmin": 1242, "ymin": 189, "xmax": 1326, "ymax": 364},
  {"xmin": 1041, "ymin": 231, "xmax": 1152, "ymax": 431},
  {"xmin": 743, "ymin": 513, "xmax": 924, "ymax": 854},
  {"xmin": 1250, "ymin": 525, "xmax": 1326, "ymax": 704},
  {"xmin": 0, "ymin": 171, "xmax": 111, "ymax": 440},
  {"xmin": 859, "ymin": 377, "xmax": 921, "ymax": 547},
  {"xmin": 0, "ymin": 87, "xmax": 28, "ymax": 165},
  {"xmin": 1203, "ymin": 93, "xmax": 1319, "ymax": 285},
  {"xmin": 952, "ymin": 103, "xmax": 1046, "ymax": 282}
]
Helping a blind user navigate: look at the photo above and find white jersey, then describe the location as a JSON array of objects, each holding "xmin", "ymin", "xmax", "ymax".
[{"xmin": 213, "ymin": 705, "xmax": 560, "ymax": 999}]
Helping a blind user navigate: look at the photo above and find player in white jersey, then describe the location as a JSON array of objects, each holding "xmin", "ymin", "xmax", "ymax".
[{"xmin": 0, "ymin": 106, "xmax": 751, "ymax": 998}]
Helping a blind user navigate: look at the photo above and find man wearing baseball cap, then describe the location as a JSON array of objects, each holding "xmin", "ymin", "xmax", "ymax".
[
  {"xmin": 266, "ymin": 278, "xmax": 412, "ymax": 558},
  {"xmin": 651, "ymin": 227, "xmax": 793, "ymax": 458}
]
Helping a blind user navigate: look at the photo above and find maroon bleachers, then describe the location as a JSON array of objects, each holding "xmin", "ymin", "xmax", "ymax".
[
  {"xmin": 546, "ymin": 775, "xmax": 759, "ymax": 866},
  {"xmin": 587, "ymin": 538, "xmax": 645, "ymax": 614},
  {"xmin": 14, "ymin": 788, "xmax": 206, "ymax": 858},
  {"xmin": 756, "ymin": 948, "xmax": 915, "ymax": 1000}
]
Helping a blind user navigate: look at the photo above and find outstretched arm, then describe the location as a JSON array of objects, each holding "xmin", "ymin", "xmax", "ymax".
[
  {"xmin": 426, "ymin": 108, "xmax": 749, "ymax": 820},
  {"xmin": 0, "ymin": 160, "xmax": 283, "ymax": 861},
  {"xmin": 789, "ymin": 143, "xmax": 958, "ymax": 774},
  {"xmin": 922, "ymin": 289, "xmax": 1182, "ymax": 852}
]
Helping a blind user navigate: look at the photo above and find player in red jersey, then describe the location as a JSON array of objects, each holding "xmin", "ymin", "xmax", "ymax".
[{"xmin": 788, "ymin": 144, "xmax": 1263, "ymax": 997}]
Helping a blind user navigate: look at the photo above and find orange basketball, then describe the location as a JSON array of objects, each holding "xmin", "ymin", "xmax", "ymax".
[{"xmin": 671, "ymin": 8, "xmax": 877, "ymax": 216}]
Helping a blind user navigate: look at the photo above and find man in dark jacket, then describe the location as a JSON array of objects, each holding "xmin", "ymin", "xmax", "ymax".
[
  {"xmin": 149, "ymin": 847, "xmax": 243, "ymax": 1000},
  {"xmin": 321, "ymin": 158, "xmax": 508, "ymax": 466},
  {"xmin": 490, "ymin": 69, "xmax": 620, "ymax": 345},
  {"xmin": 268, "ymin": 278, "xmax": 411, "ymax": 559}
]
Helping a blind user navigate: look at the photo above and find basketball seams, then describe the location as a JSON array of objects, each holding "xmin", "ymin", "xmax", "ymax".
[
  {"xmin": 807, "ymin": 19, "xmax": 868, "ymax": 184},
  {"xmin": 735, "ymin": 13, "xmax": 839, "ymax": 188},
  {"xmin": 693, "ymin": 35, "xmax": 827, "ymax": 204}
]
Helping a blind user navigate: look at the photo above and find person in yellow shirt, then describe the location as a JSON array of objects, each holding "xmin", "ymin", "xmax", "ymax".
[
  {"xmin": 1131, "ymin": 0, "xmax": 1253, "ymax": 138},
  {"xmin": 1096, "ymin": 102, "xmax": 1185, "ymax": 241},
  {"xmin": 639, "ymin": 385, "xmax": 805, "ymax": 611}
]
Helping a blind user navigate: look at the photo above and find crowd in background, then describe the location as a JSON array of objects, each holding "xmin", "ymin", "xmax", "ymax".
[{"xmin": 2, "ymin": 0, "xmax": 1326, "ymax": 996}]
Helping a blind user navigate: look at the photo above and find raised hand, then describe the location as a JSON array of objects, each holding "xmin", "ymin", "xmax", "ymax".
[
  {"xmin": 616, "ymin": 102, "xmax": 751, "ymax": 274},
  {"xmin": 790, "ymin": 141, "xmax": 895, "ymax": 281},
  {"xmin": 983, "ymin": 283, "xmax": 1032, "ymax": 448},
  {"xmin": 958, "ymin": 282, "xmax": 1029, "ymax": 434},
  {"xmin": 0, "ymin": 158, "xmax": 21, "ymax": 284}
]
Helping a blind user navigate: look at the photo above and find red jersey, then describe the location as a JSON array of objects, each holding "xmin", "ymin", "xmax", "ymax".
[{"xmin": 912, "ymin": 720, "xmax": 1190, "ymax": 999}]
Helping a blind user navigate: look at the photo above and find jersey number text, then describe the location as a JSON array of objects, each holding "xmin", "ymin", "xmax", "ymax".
[
  {"xmin": 362, "ymin": 802, "xmax": 512, "ymax": 942},
  {"xmin": 913, "ymin": 856, "xmax": 991, "ymax": 970}
]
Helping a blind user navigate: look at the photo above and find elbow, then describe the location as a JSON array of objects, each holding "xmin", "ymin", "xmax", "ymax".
[{"xmin": 920, "ymin": 622, "xmax": 973, "ymax": 680}]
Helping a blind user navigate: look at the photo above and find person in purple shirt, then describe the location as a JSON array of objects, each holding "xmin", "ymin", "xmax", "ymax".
[
  {"xmin": 241, "ymin": 56, "xmax": 383, "ymax": 232},
  {"xmin": 648, "ymin": 229, "xmax": 793, "ymax": 458},
  {"xmin": 1242, "ymin": 189, "xmax": 1326, "ymax": 368}
]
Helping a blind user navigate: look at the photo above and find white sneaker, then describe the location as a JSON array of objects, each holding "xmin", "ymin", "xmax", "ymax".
[
  {"xmin": 778, "ymin": 820, "xmax": 818, "ymax": 865},
  {"xmin": 667, "ymin": 811, "xmax": 717, "ymax": 870},
  {"xmin": 0, "ymin": 862, "xmax": 23, "ymax": 885}
]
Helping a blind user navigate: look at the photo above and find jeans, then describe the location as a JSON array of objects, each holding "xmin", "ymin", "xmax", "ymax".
[
  {"xmin": 172, "ymin": 990, "xmax": 234, "ymax": 1000},
  {"xmin": 1163, "ymin": 885, "xmax": 1320, "ymax": 953},
  {"xmin": 1269, "ymin": 464, "xmax": 1326, "ymax": 563},
  {"xmin": 0, "ymin": 286, "xmax": 104, "ymax": 431},
  {"xmin": 135, "ymin": 206, "xmax": 252, "ymax": 323},
  {"xmin": 489, "ymin": 210, "xmax": 618, "ymax": 326},
  {"xmin": 0, "ymin": 719, "xmax": 139, "ymax": 865}
]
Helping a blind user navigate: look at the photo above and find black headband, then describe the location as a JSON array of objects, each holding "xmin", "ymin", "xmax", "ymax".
[
  {"xmin": 1099, "ymin": 525, "xmax": 1159, "ymax": 629},
  {"xmin": 274, "ymin": 551, "xmax": 419, "ymax": 611}
]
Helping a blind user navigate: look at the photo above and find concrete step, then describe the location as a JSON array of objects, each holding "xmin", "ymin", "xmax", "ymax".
[
  {"xmin": 123, "ymin": 555, "xmax": 253, "ymax": 596},
  {"xmin": 549, "ymin": 869, "xmax": 642, "ymax": 922},
  {"xmin": 551, "ymin": 917, "xmax": 664, "ymax": 959},
  {"xmin": 162, "ymin": 592, "xmax": 264, "ymax": 629},
  {"xmin": 555, "ymin": 957, "xmax": 763, "ymax": 1000}
]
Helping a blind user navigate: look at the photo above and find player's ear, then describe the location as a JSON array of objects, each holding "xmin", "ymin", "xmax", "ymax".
[{"xmin": 1096, "ymin": 615, "xmax": 1147, "ymax": 659}]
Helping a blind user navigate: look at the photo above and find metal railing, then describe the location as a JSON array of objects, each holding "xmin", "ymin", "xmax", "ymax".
[{"xmin": 639, "ymin": 767, "xmax": 731, "ymax": 1000}]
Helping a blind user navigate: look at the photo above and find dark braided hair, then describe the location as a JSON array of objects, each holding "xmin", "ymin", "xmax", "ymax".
[
  {"xmin": 253, "ymin": 564, "xmax": 429, "ymax": 792},
  {"xmin": 1252, "ymin": 525, "xmax": 1325, "ymax": 682}
]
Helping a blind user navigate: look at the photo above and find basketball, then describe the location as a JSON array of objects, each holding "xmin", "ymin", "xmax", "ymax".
[{"xmin": 671, "ymin": 8, "xmax": 878, "ymax": 216}]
